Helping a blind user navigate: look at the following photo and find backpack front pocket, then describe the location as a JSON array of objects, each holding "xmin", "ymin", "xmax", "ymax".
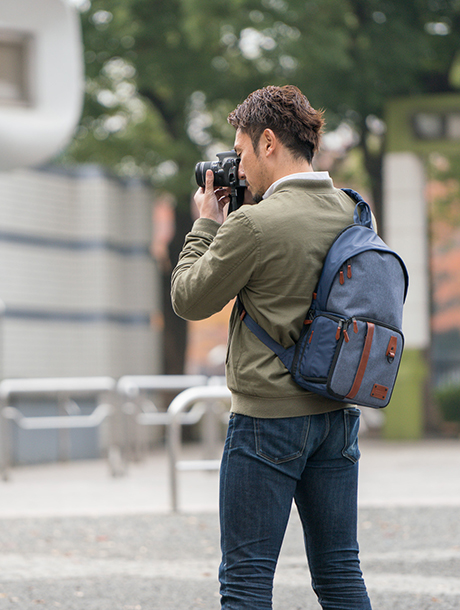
[
  {"xmin": 294, "ymin": 314, "xmax": 344, "ymax": 382},
  {"xmin": 327, "ymin": 318, "xmax": 404, "ymax": 408}
]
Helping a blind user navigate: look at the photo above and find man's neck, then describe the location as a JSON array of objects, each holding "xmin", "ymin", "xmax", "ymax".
[{"xmin": 270, "ymin": 162, "xmax": 313, "ymax": 185}]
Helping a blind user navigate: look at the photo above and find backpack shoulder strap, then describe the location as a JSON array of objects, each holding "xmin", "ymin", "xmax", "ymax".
[
  {"xmin": 341, "ymin": 188, "xmax": 374, "ymax": 230},
  {"xmin": 236, "ymin": 297, "xmax": 295, "ymax": 370}
]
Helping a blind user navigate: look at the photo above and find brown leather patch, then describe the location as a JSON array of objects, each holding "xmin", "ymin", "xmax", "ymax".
[
  {"xmin": 386, "ymin": 336, "xmax": 398, "ymax": 360},
  {"xmin": 371, "ymin": 384, "xmax": 388, "ymax": 401}
]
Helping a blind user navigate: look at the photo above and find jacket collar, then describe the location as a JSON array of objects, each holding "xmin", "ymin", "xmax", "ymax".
[{"xmin": 263, "ymin": 171, "xmax": 331, "ymax": 199}]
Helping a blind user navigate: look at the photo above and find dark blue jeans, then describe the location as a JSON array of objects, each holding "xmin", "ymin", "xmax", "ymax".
[{"xmin": 219, "ymin": 408, "xmax": 372, "ymax": 610}]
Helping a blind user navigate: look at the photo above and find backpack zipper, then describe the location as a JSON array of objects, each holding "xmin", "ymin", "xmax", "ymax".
[{"xmin": 339, "ymin": 260, "xmax": 352, "ymax": 285}]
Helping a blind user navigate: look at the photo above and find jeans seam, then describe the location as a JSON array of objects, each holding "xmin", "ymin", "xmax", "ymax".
[
  {"xmin": 321, "ymin": 411, "xmax": 331, "ymax": 445},
  {"xmin": 219, "ymin": 418, "xmax": 235, "ymax": 583},
  {"xmin": 342, "ymin": 408, "xmax": 359, "ymax": 464},
  {"xmin": 227, "ymin": 413, "xmax": 236, "ymax": 449},
  {"xmin": 221, "ymin": 415, "xmax": 238, "ymax": 564}
]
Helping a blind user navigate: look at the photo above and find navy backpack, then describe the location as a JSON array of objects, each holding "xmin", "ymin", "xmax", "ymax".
[{"xmin": 239, "ymin": 189, "xmax": 409, "ymax": 409}]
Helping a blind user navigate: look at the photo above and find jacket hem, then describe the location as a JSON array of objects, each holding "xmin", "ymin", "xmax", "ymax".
[{"xmin": 229, "ymin": 391, "xmax": 346, "ymax": 418}]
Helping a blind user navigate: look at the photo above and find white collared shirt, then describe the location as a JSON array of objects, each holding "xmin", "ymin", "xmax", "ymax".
[{"xmin": 263, "ymin": 171, "xmax": 330, "ymax": 200}]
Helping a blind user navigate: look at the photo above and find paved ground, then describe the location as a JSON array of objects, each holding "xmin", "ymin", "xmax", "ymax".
[{"xmin": 0, "ymin": 438, "xmax": 459, "ymax": 609}]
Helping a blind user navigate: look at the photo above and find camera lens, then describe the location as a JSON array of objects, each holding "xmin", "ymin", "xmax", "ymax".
[{"xmin": 195, "ymin": 161, "xmax": 213, "ymax": 187}]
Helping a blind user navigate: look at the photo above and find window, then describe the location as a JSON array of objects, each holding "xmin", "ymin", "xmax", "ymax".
[
  {"xmin": 0, "ymin": 32, "xmax": 32, "ymax": 105},
  {"xmin": 413, "ymin": 111, "xmax": 460, "ymax": 141}
]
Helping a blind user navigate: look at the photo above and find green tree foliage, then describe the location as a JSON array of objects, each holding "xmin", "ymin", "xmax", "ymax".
[
  {"xmin": 435, "ymin": 382, "xmax": 460, "ymax": 421},
  {"xmin": 67, "ymin": 0, "xmax": 460, "ymax": 215}
]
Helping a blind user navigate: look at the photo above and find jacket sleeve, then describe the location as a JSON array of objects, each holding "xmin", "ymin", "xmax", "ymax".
[{"xmin": 171, "ymin": 212, "xmax": 260, "ymax": 321}]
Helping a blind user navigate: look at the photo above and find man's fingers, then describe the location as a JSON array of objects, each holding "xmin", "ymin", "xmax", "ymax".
[{"xmin": 205, "ymin": 169, "xmax": 214, "ymax": 190}]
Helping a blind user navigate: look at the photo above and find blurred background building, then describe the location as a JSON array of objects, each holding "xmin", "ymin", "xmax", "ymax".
[
  {"xmin": 0, "ymin": 0, "xmax": 160, "ymax": 380},
  {"xmin": 0, "ymin": 166, "xmax": 160, "ymax": 379},
  {"xmin": 0, "ymin": 0, "xmax": 161, "ymax": 463}
]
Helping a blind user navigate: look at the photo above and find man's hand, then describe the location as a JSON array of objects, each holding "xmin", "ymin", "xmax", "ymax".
[{"xmin": 194, "ymin": 170, "xmax": 230, "ymax": 225}]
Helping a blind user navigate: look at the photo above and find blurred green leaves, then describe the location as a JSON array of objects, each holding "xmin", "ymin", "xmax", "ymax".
[{"xmin": 63, "ymin": 0, "xmax": 460, "ymax": 207}]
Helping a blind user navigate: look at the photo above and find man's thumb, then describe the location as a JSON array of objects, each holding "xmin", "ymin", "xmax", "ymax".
[{"xmin": 205, "ymin": 169, "xmax": 214, "ymax": 189}]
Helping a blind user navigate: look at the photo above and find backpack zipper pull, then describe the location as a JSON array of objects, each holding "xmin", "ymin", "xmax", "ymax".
[
  {"xmin": 339, "ymin": 268, "xmax": 345, "ymax": 285},
  {"xmin": 343, "ymin": 328, "xmax": 350, "ymax": 343},
  {"xmin": 335, "ymin": 320, "xmax": 343, "ymax": 340},
  {"xmin": 352, "ymin": 318, "xmax": 358, "ymax": 333},
  {"xmin": 347, "ymin": 261, "xmax": 352, "ymax": 279}
]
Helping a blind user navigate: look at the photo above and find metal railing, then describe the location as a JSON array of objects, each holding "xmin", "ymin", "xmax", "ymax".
[
  {"xmin": 0, "ymin": 373, "xmax": 391, "ymax": 510},
  {"xmin": 0, "ymin": 377, "xmax": 117, "ymax": 480},
  {"xmin": 116, "ymin": 375, "xmax": 223, "ymax": 461},
  {"xmin": 117, "ymin": 374, "xmax": 210, "ymax": 397},
  {"xmin": 0, "ymin": 375, "xmax": 233, "ymax": 510},
  {"xmin": 167, "ymin": 385, "xmax": 231, "ymax": 511}
]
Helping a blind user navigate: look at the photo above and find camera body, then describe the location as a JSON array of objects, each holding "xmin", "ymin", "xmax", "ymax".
[
  {"xmin": 195, "ymin": 150, "xmax": 245, "ymax": 189},
  {"xmin": 195, "ymin": 150, "xmax": 246, "ymax": 213}
]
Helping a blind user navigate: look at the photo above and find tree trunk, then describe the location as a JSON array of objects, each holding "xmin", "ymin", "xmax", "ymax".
[
  {"xmin": 362, "ymin": 136, "xmax": 384, "ymax": 237},
  {"xmin": 162, "ymin": 207, "xmax": 193, "ymax": 374}
]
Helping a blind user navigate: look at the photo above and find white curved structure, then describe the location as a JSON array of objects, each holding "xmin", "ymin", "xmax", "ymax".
[{"xmin": 0, "ymin": 0, "xmax": 84, "ymax": 170}]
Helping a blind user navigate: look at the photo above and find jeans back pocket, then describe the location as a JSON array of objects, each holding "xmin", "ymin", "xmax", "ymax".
[{"xmin": 255, "ymin": 416, "xmax": 310, "ymax": 464}]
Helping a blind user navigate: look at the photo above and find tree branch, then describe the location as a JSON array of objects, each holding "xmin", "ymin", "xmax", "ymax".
[{"xmin": 139, "ymin": 87, "xmax": 180, "ymax": 140}]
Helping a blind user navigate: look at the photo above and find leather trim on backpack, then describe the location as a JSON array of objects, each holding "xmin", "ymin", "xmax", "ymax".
[{"xmin": 346, "ymin": 322, "xmax": 375, "ymax": 399}]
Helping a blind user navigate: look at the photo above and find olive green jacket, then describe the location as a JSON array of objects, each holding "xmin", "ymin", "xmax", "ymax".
[{"xmin": 171, "ymin": 177, "xmax": 357, "ymax": 418}]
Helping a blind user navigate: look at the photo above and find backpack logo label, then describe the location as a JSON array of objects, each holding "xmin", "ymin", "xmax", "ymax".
[{"xmin": 371, "ymin": 384, "xmax": 389, "ymax": 401}]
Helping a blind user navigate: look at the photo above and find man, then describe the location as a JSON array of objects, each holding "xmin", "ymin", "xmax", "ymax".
[{"xmin": 171, "ymin": 85, "xmax": 372, "ymax": 610}]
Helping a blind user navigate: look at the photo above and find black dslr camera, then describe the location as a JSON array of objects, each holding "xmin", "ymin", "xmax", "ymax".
[{"xmin": 195, "ymin": 151, "xmax": 246, "ymax": 214}]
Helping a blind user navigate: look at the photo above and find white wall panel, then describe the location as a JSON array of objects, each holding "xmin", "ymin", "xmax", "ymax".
[
  {"xmin": 0, "ymin": 244, "xmax": 156, "ymax": 312},
  {"xmin": 383, "ymin": 152, "xmax": 429, "ymax": 350},
  {"xmin": 2, "ymin": 320, "xmax": 159, "ymax": 378},
  {"xmin": 0, "ymin": 166, "xmax": 161, "ymax": 378}
]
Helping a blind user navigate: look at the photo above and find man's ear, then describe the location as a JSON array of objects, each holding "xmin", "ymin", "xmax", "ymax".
[{"xmin": 260, "ymin": 128, "xmax": 277, "ymax": 157}]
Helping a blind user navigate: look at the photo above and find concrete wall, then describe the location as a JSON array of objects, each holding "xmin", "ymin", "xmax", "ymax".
[{"xmin": 0, "ymin": 165, "xmax": 161, "ymax": 379}]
